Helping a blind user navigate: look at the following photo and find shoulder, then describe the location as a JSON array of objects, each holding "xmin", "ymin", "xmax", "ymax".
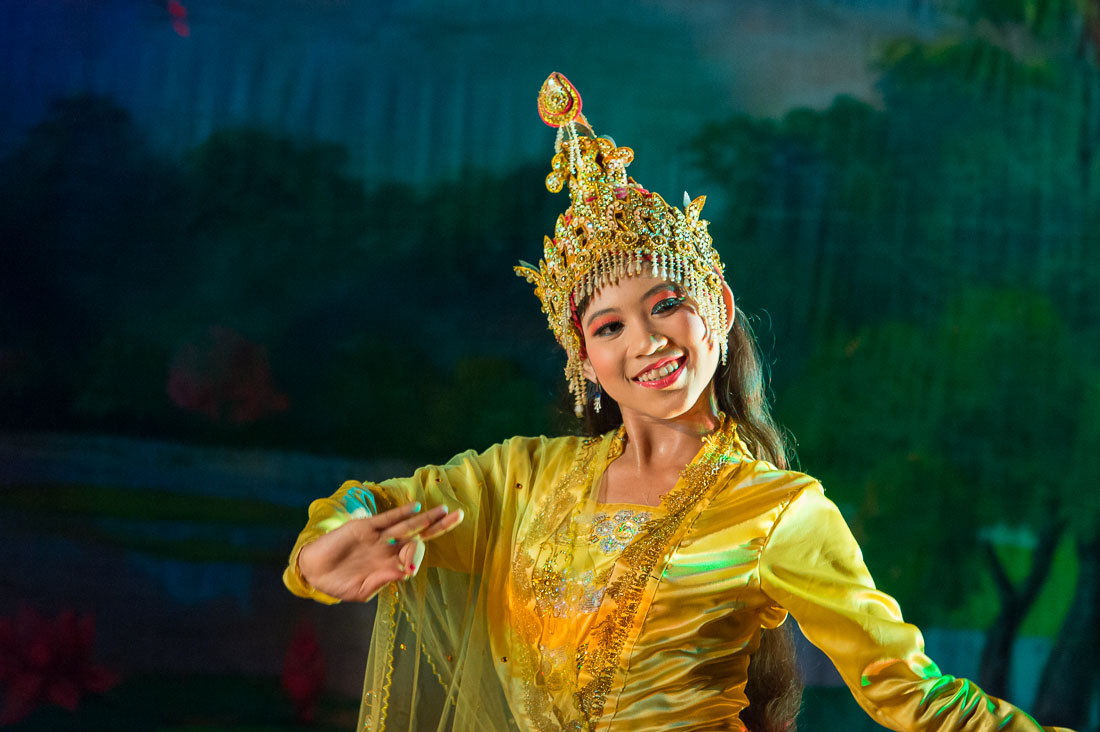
[
  {"xmin": 458, "ymin": 433, "xmax": 601, "ymax": 474},
  {"xmin": 713, "ymin": 457, "xmax": 824, "ymax": 510},
  {"xmin": 495, "ymin": 433, "xmax": 593, "ymax": 457}
]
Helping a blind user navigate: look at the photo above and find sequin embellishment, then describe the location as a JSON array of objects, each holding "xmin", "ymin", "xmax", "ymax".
[
  {"xmin": 536, "ymin": 568, "xmax": 613, "ymax": 618},
  {"xmin": 589, "ymin": 509, "xmax": 652, "ymax": 553}
]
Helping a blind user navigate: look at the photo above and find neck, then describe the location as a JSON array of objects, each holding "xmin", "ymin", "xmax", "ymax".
[{"xmin": 617, "ymin": 388, "xmax": 723, "ymax": 471}]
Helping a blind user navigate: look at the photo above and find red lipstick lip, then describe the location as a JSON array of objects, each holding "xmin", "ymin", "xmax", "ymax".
[
  {"xmin": 633, "ymin": 355, "xmax": 687, "ymax": 388},
  {"xmin": 633, "ymin": 356, "xmax": 680, "ymax": 381}
]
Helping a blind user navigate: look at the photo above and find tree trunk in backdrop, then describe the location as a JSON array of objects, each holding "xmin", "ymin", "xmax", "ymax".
[
  {"xmin": 1032, "ymin": 534, "xmax": 1100, "ymax": 728},
  {"xmin": 977, "ymin": 518, "xmax": 1063, "ymax": 700}
]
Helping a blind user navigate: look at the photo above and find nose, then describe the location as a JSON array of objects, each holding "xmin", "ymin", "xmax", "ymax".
[{"xmin": 635, "ymin": 329, "xmax": 669, "ymax": 357}]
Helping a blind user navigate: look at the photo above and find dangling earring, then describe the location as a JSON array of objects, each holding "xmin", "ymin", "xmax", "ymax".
[{"xmin": 593, "ymin": 382, "xmax": 602, "ymax": 413}]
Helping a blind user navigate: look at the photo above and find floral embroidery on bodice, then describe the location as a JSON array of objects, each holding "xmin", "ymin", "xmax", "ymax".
[
  {"xmin": 536, "ymin": 506, "xmax": 656, "ymax": 619},
  {"xmin": 589, "ymin": 508, "xmax": 653, "ymax": 553}
]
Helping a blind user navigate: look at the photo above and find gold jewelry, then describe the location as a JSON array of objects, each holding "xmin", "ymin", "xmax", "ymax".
[{"xmin": 516, "ymin": 73, "xmax": 729, "ymax": 417}]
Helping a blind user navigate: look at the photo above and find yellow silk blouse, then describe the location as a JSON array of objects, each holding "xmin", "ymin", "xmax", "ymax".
[{"xmin": 284, "ymin": 419, "xmax": 1071, "ymax": 732}]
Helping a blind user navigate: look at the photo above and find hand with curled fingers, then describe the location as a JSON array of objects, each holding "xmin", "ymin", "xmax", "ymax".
[{"xmin": 297, "ymin": 500, "xmax": 464, "ymax": 603}]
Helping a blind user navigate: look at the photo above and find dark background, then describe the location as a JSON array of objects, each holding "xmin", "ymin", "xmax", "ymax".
[{"xmin": 1, "ymin": 0, "xmax": 1097, "ymax": 729}]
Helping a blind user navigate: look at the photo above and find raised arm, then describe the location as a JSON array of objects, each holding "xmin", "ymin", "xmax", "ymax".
[
  {"xmin": 758, "ymin": 485, "xmax": 1073, "ymax": 732},
  {"xmin": 283, "ymin": 436, "xmax": 549, "ymax": 604}
]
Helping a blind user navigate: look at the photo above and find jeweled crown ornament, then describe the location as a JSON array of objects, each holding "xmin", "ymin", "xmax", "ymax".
[{"xmin": 516, "ymin": 72, "xmax": 728, "ymax": 417}]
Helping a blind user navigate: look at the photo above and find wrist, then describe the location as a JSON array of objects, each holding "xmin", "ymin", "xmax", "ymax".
[{"xmin": 296, "ymin": 540, "xmax": 321, "ymax": 584}]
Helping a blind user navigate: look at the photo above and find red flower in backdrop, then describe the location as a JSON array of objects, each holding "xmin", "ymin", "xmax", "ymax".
[
  {"xmin": 166, "ymin": 0, "xmax": 190, "ymax": 37},
  {"xmin": 0, "ymin": 607, "xmax": 116, "ymax": 725},
  {"xmin": 167, "ymin": 326, "xmax": 289, "ymax": 424},
  {"xmin": 281, "ymin": 618, "xmax": 324, "ymax": 724}
]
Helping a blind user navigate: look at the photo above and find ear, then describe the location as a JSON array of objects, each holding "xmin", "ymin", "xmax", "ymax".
[
  {"xmin": 721, "ymin": 279, "xmax": 736, "ymax": 333},
  {"xmin": 581, "ymin": 357, "xmax": 598, "ymax": 384}
]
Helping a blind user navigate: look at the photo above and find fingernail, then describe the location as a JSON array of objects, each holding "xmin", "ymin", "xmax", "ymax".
[
  {"xmin": 411, "ymin": 502, "xmax": 422, "ymax": 513},
  {"xmin": 440, "ymin": 505, "xmax": 449, "ymax": 515},
  {"xmin": 387, "ymin": 537, "xmax": 398, "ymax": 546}
]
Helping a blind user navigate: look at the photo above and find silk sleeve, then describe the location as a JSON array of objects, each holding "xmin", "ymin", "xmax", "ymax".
[
  {"xmin": 282, "ymin": 436, "xmax": 545, "ymax": 604},
  {"xmin": 758, "ymin": 484, "xmax": 1072, "ymax": 732}
]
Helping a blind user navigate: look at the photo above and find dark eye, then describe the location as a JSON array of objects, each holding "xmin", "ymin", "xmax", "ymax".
[
  {"xmin": 594, "ymin": 320, "xmax": 623, "ymax": 337},
  {"xmin": 652, "ymin": 297, "xmax": 683, "ymax": 315}
]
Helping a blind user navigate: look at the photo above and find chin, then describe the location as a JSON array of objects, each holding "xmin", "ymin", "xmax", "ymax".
[{"xmin": 620, "ymin": 390, "xmax": 706, "ymax": 421}]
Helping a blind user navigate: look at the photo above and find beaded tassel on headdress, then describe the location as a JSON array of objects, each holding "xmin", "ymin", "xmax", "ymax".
[{"xmin": 516, "ymin": 72, "xmax": 728, "ymax": 417}]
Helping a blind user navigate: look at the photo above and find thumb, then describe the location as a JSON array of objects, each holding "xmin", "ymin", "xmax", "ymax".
[{"xmin": 355, "ymin": 566, "xmax": 407, "ymax": 601}]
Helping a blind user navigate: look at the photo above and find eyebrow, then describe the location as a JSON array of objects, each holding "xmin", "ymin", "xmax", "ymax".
[{"xmin": 584, "ymin": 283, "xmax": 679, "ymax": 327}]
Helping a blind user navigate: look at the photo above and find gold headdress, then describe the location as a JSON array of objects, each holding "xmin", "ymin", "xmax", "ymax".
[{"xmin": 516, "ymin": 72, "xmax": 728, "ymax": 416}]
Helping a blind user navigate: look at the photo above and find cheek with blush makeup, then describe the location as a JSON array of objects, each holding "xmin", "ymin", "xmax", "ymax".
[{"xmin": 577, "ymin": 277, "xmax": 722, "ymax": 420}]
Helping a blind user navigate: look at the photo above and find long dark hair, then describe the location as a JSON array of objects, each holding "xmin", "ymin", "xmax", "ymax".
[{"xmin": 576, "ymin": 307, "xmax": 803, "ymax": 731}]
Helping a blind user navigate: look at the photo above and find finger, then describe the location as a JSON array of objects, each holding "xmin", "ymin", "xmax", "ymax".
[
  {"xmin": 384, "ymin": 504, "xmax": 450, "ymax": 541},
  {"xmin": 369, "ymin": 500, "xmax": 424, "ymax": 530},
  {"xmin": 419, "ymin": 507, "xmax": 465, "ymax": 541},
  {"xmin": 410, "ymin": 538, "xmax": 426, "ymax": 576},
  {"xmin": 397, "ymin": 537, "xmax": 426, "ymax": 577}
]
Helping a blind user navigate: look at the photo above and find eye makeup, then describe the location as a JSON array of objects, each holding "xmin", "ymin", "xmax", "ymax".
[
  {"xmin": 645, "ymin": 285, "xmax": 681, "ymax": 311},
  {"xmin": 587, "ymin": 284, "xmax": 683, "ymax": 337},
  {"xmin": 589, "ymin": 315, "xmax": 621, "ymax": 337}
]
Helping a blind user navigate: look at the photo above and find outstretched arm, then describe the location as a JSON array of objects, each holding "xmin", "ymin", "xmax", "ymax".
[
  {"xmin": 290, "ymin": 498, "xmax": 462, "ymax": 603},
  {"xmin": 759, "ymin": 485, "xmax": 1074, "ymax": 732},
  {"xmin": 283, "ymin": 436, "xmax": 547, "ymax": 604}
]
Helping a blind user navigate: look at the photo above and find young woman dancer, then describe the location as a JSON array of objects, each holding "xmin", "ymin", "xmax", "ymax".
[{"xmin": 285, "ymin": 73, "xmax": 1072, "ymax": 732}]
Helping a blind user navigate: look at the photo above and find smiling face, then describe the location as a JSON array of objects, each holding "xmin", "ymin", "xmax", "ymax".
[{"xmin": 579, "ymin": 275, "xmax": 731, "ymax": 423}]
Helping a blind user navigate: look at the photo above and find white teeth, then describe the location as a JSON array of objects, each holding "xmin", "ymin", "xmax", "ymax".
[{"xmin": 636, "ymin": 360, "xmax": 682, "ymax": 383}]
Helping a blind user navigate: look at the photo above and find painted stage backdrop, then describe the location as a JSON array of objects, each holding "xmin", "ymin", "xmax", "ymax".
[{"xmin": 1, "ymin": 0, "xmax": 1098, "ymax": 729}]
